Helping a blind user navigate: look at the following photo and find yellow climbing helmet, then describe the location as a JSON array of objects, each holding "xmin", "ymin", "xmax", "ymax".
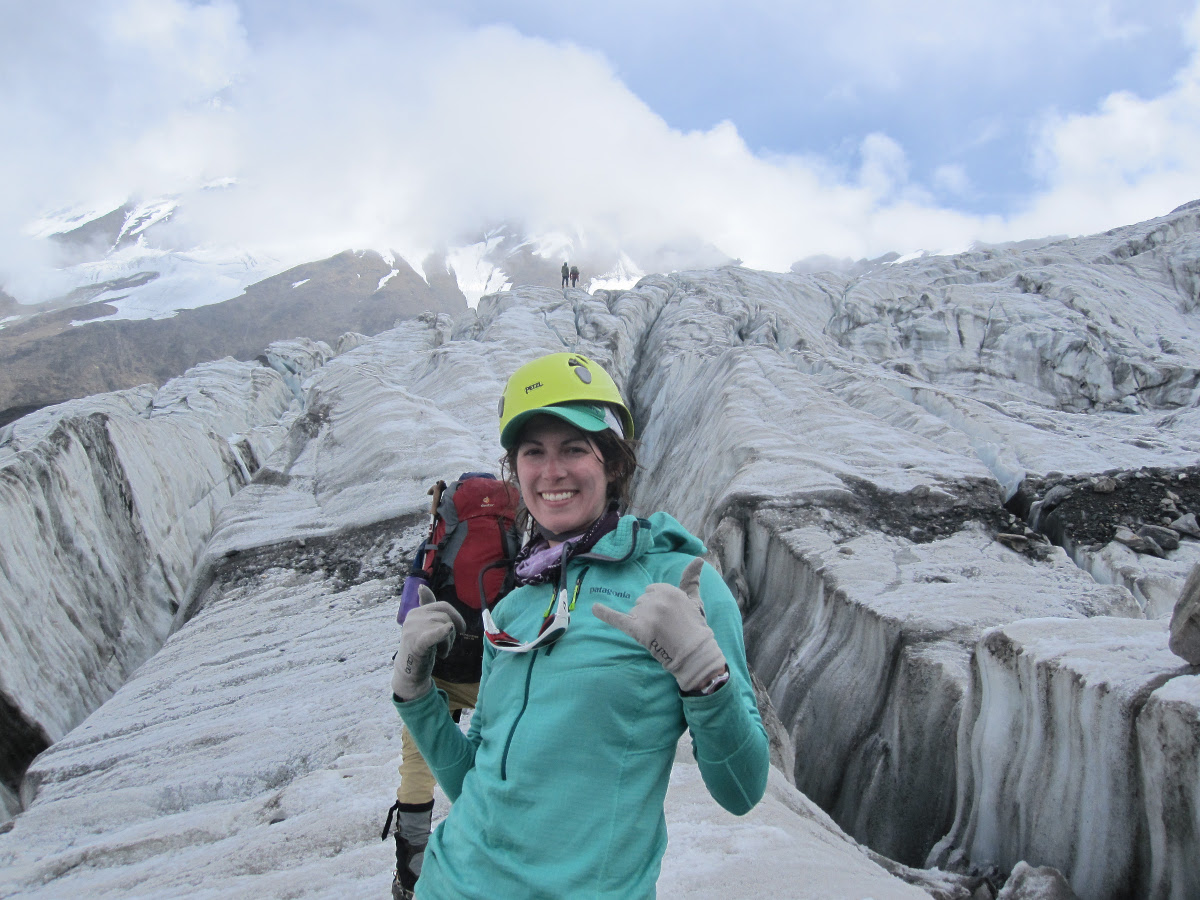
[{"xmin": 498, "ymin": 352, "xmax": 635, "ymax": 449}]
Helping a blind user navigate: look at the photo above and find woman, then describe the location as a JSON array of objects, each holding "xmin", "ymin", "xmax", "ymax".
[{"xmin": 391, "ymin": 352, "xmax": 769, "ymax": 899}]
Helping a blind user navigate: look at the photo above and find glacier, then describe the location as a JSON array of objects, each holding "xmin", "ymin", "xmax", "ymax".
[
  {"xmin": 0, "ymin": 343, "xmax": 330, "ymax": 819},
  {"xmin": 1, "ymin": 202, "xmax": 1200, "ymax": 898}
]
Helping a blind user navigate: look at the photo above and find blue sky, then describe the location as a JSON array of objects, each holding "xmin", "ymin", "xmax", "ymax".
[
  {"xmin": 4, "ymin": 0, "xmax": 1200, "ymax": 293},
  {"xmin": 439, "ymin": 0, "xmax": 1196, "ymax": 215}
]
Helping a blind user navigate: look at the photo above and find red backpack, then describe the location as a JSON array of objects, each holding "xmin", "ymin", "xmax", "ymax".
[{"xmin": 399, "ymin": 473, "xmax": 520, "ymax": 682}]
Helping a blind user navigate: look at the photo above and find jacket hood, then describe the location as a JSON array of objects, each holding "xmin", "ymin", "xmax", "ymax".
[{"xmin": 582, "ymin": 511, "xmax": 706, "ymax": 563}]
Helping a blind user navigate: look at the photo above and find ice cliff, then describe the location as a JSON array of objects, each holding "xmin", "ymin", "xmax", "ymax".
[
  {"xmin": 0, "ymin": 341, "xmax": 331, "ymax": 818},
  {"xmin": 2, "ymin": 202, "xmax": 1200, "ymax": 898}
]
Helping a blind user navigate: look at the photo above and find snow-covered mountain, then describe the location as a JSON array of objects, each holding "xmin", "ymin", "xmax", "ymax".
[
  {"xmin": 16, "ymin": 195, "xmax": 640, "ymax": 320},
  {"xmin": 2, "ymin": 202, "xmax": 1200, "ymax": 899},
  {"xmin": 0, "ymin": 195, "xmax": 686, "ymax": 426}
]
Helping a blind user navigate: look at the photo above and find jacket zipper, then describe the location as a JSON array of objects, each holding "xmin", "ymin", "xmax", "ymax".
[
  {"xmin": 500, "ymin": 645, "xmax": 539, "ymax": 781},
  {"xmin": 497, "ymin": 564, "xmax": 589, "ymax": 780}
]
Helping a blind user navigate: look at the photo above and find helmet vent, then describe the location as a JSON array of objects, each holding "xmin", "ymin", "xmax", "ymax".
[{"xmin": 573, "ymin": 365, "xmax": 592, "ymax": 384}]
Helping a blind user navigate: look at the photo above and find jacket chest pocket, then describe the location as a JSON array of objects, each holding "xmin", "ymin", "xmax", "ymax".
[{"xmin": 534, "ymin": 616, "xmax": 684, "ymax": 751}]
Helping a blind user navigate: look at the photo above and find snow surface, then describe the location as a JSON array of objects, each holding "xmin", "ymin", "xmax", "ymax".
[
  {"xmin": 21, "ymin": 201, "xmax": 130, "ymax": 241},
  {"xmin": 0, "ymin": 539, "xmax": 931, "ymax": 899},
  {"xmin": 444, "ymin": 234, "xmax": 512, "ymax": 307},
  {"xmin": 0, "ymin": 351, "xmax": 313, "ymax": 821},
  {"xmin": 70, "ymin": 245, "xmax": 285, "ymax": 322},
  {"xmin": 586, "ymin": 251, "xmax": 645, "ymax": 292},
  {"xmin": 3, "ymin": 203, "xmax": 1200, "ymax": 898},
  {"xmin": 115, "ymin": 198, "xmax": 178, "ymax": 244}
]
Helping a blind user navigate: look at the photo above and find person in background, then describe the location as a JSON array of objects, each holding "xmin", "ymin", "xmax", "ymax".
[
  {"xmin": 561, "ymin": 261, "xmax": 570, "ymax": 287},
  {"xmin": 569, "ymin": 264, "xmax": 579, "ymax": 287},
  {"xmin": 385, "ymin": 678, "xmax": 476, "ymax": 900},
  {"xmin": 384, "ymin": 474, "xmax": 518, "ymax": 900},
  {"xmin": 390, "ymin": 351, "xmax": 769, "ymax": 899}
]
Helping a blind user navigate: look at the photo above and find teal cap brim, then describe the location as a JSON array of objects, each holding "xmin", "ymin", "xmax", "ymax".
[{"xmin": 501, "ymin": 401, "xmax": 616, "ymax": 449}]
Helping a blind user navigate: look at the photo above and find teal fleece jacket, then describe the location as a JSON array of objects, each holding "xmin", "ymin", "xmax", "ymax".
[{"xmin": 392, "ymin": 512, "xmax": 769, "ymax": 900}]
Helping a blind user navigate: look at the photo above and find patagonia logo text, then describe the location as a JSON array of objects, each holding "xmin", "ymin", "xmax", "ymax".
[{"xmin": 590, "ymin": 586, "xmax": 631, "ymax": 600}]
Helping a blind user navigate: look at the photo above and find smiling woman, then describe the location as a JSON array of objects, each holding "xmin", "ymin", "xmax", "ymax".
[{"xmin": 389, "ymin": 351, "xmax": 769, "ymax": 899}]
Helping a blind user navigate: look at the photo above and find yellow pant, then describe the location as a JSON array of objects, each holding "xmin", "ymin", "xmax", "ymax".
[{"xmin": 397, "ymin": 677, "xmax": 480, "ymax": 804}]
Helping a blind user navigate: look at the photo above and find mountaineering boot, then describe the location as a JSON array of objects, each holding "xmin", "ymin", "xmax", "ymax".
[
  {"xmin": 390, "ymin": 842, "xmax": 424, "ymax": 897},
  {"xmin": 390, "ymin": 836, "xmax": 418, "ymax": 900},
  {"xmin": 386, "ymin": 800, "xmax": 434, "ymax": 900}
]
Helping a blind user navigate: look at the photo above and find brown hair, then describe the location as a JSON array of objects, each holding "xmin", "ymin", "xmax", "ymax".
[{"xmin": 500, "ymin": 420, "xmax": 639, "ymax": 535}]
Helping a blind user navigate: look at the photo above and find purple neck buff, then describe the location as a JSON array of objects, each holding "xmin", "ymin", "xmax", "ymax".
[{"xmin": 513, "ymin": 504, "xmax": 620, "ymax": 586}]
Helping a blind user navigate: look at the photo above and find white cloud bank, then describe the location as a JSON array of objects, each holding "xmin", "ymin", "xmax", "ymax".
[
  {"xmin": 3, "ymin": 0, "xmax": 1200, "ymax": 302},
  {"xmin": 1013, "ymin": 2, "xmax": 1200, "ymax": 237}
]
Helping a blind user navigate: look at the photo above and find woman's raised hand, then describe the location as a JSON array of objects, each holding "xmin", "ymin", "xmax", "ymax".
[
  {"xmin": 391, "ymin": 585, "xmax": 466, "ymax": 701},
  {"xmin": 592, "ymin": 558, "xmax": 727, "ymax": 692}
]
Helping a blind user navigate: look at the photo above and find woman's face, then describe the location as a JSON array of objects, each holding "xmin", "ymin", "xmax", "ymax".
[{"xmin": 515, "ymin": 416, "xmax": 611, "ymax": 541}]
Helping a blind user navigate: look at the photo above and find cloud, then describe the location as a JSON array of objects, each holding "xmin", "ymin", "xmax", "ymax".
[
  {"xmin": 1011, "ymin": 0, "xmax": 1200, "ymax": 235},
  {"xmin": 3, "ymin": 0, "xmax": 1200, "ymax": 304},
  {"xmin": 933, "ymin": 164, "xmax": 972, "ymax": 197},
  {"xmin": 857, "ymin": 134, "xmax": 911, "ymax": 201},
  {"xmin": 0, "ymin": 0, "xmax": 248, "ymax": 289}
]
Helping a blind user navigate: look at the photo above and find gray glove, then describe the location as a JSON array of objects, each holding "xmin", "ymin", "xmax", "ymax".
[
  {"xmin": 391, "ymin": 585, "xmax": 466, "ymax": 701},
  {"xmin": 592, "ymin": 557, "xmax": 727, "ymax": 692}
]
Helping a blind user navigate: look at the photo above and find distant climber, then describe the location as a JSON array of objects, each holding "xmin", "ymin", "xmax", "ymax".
[
  {"xmin": 569, "ymin": 265, "xmax": 579, "ymax": 288},
  {"xmin": 561, "ymin": 262, "xmax": 569, "ymax": 288}
]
